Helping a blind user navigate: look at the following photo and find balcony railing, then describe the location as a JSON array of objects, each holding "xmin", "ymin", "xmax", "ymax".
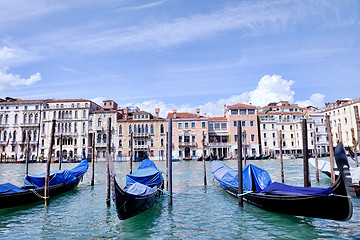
[
  {"xmin": 179, "ymin": 142, "xmax": 196, "ymax": 147},
  {"xmin": 209, "ymin": 142, "xmax": 230, "ymax": 147},
  {"xmin": 20, "ymin": 123, "xmax": 39, "ymax": 127},
  {"xmin": 133, "ymin": 132, "xmax": 150, "ymax": 138},
  {"xmin": 134, "ymin": 144, "xmax": 149, "ymax": 150},
  {"xmin": 0, "ymin": 124, "xmax": 9, "ymax": 128},
  {"xmin": 95, "ymin": 142, "xmax": 107, "ymax": 148}
]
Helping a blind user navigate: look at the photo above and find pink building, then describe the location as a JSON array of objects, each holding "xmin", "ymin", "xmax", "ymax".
[
  {"xmin": 167, "ymin": 109, "xmax": 208, "ymax": 160},
  {"xmin": 225, "ymin": 103, "xmax": 259, "ymax": 157}
]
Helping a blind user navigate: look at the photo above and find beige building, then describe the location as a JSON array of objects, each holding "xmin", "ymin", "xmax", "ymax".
[{"xmin": 320, "ymin": 98, "xmax": 360, "ymax": 150}]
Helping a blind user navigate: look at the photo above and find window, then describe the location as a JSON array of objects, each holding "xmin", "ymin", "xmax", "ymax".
[
  {"xmin": 75, "ymin": 110, "xmax": 78, "ymax": 119},
  {"xmin": 129, "ymin": 125, "xmax": 132, "ymax": 134},
  {"xmin": 231, "ymin": 110, "xmax": 238, "ymax": 115},
  {"xmin": 239, "ymin": 109, "xmax": 246, "ymax": 115},
  {"xmin": 272, "ymin": 133, "xmax": 275, "ymax": 138},
  {"xmin": 83, "ymin": 110, "xmax": 86, "ymax": 118},
  {"xmin": 103, "ymin": 134, "xmax": 107, "ymax": 143},
  {"xmin": 215, "ymin": 123, "xmax": 220, "ymax": 129},
  {"xmin": 98, "ymin": 118, "xmax": 102, "ymax": 127},
  {"xmin": 221, "ymin": 123, "xmax": 227, "ymax": 129},
  {"xmin": 89, "ymin": 120, "xmax": 92, "ymax": 127},
  {"xmin": 264, "ymin": 133, "xmax": 267, "ymax": 138},
  {"xmin": 161, "ymin": 139, "xmax": 164, "ymax": 146},
  {"xmin": 263, "ymin": 124, "xmax": 266, "ymax": 130},
  {"xmin": 242, "ymin": 121, "xmax": 245, "ymax": 127},
  {"xmin": 192, "ymin": 135, "xmax": 195, "ymax": 142},
  {"xmin": 191, "ymin": 122, "xmax": 195, "ymax": 128},
  {"xmin": 160, "ymin": 124, "xmax": 164, "ymax": 134},
  {"xmin": 291, "ymin": 134, "xmax": 294, "ymax": 139},
  {"xmin": 119, "ymin": 125, "xmax": 123, "ymax": 135},
  {"xmin": 250, "ymin": 121, "xmax": 254, "ymax": 127},
  {"xmin": 251, "ymin": 134, "xmax": 255, "ymax": 142},
  {"xmin": 185, "ymin": 122, "xmax": 189, "ymax": 128},
  {"xmin": 202, "ymin": 122, "xmax": 206, "ymax": 128},
  {"xmin": 151, "ymin": 139, "xmax": 154, "ymax": 147},
  {"xmin": 234, "ymin": 121, "xmax": 237, "ymax": 127},
  {"xmin": 179, "ymin": 136, "xmax": 182, "ymax": 143},
  {"xmin": 150, "ymin": 124, "xmax": 154, "ymax": 134},
  {"xmin": 281, "ymin": 125, "xmax": 284, "ymax": 130},
  {"xmin": 272, "ymin": 124, "xmax": 275, "ymax": 129},
  {"xmin": 248, "ymin": 109, "xmax": 255, "ymax": 115},
  {"xmin": 178, "ymin": 123, "xmax": 182, "ymax": 129},
  {"xmin": 14, "ymin": 114, "xmax": 18, "ymax": 124},
  {"xmin": 119, "ymin": 140, "xmax": 122, "ymax": 147}
]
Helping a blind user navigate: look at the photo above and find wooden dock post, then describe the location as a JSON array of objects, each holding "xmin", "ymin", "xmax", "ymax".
[
  {"xmin": 45, "ymin": 119, "xmax": 56, "ymax": 206},
  {"xmin": 325, "ymin": 115, "xmax": 335, "ymax": 184},
  {"xmin": 59, "ymin": 134, "xmax": 63, "ymax": 170},
  {"xmin": 202, "ymin": 132, "xmax": 207, "ymax": 186},
  {"xmin": 351, "ymin": 128, "xmax": 358, "ymax": 167},
  {"xmin": 354, "ymin": 106, "xmax": 360, "ymax": 154},
  {"xmin": 237, "ymin": 120, "xmax": 243, "ymax": 207},
  {"xmin": 25, "ymin": 132, "xmax": 30, "ymax": 175},
  {"xmin": 279, "ymin": 130, "xmax": 284, "ymax": 183},
  {"xmin": 243, "ymin": 130, "xmax": 247, "ymax": 166},
  {"xmin": 302, "ymin": 119, "xmax": 311, "ymax": 187},
  {"xmin": 130, "ymin": 132, "xmax": 133, "ymax": 174},
  {"xmin": 167, "ymin": 118, "xmax": 173, "ymax": 207},
  {"xmin": 106, "ymin": 117, "xmax": 111, "ymax": 207},
  {"xmin": 90, "ymin": 132, "xmax": 95, "ymax": 186},
  {"xmin": 313, "ymin": 131, "xmax": 319, "ymax": 182}
]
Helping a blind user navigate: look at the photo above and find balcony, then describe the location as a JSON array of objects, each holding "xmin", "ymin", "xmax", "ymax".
[
  {"xmin": 0, "ymin": 124, "xmax": 9, "ymax": 129},
  {"xmin": 134, "ymin": 144, "xmax": 149, "ymax": 150},
  {"xmin": 96, "ymin": 126, "xmax": 103, "ymax": 132},
  {"xmin": 20, "ymin": 123, "xmax": 39, "ymax": 128},
  {"xmin": 95, "ymin": 142, "xmax": 107, "ymax": 148},
  {"xmin": 179, "ymin": 142, "xmax": 196, "ymax": 147},
  {"xmin": 209, "ymin": 142, "xmax": 230, "ymax": 147},
  {"xmin": 133, "ymin": 132, "xmax": 150, "ymax": 138},
  {"xmin": 55, "ymin": 132, "xmax": 74, "ymax": 137}
]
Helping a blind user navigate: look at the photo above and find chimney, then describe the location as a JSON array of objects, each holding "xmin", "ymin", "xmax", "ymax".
[
  {"xmin": 196, "ymin": 109, "xmax": 200, "ymax": 118},
  {"xmin": 124, "ymin": 108, "xmax": 128, "ymax": 120},
  {"xmin": 173, "ymin": 109, "xmax": 177, "ymax": 119},
  {"xmin": 155, "ymin": 108, "xmax": 160, "ymax": 118}
]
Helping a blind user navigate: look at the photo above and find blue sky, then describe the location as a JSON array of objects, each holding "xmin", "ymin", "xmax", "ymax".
[{"xmin": 0, "ymin": 0, "xmax": 359, "ymax": 117}]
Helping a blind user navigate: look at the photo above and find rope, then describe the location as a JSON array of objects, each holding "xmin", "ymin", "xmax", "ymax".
[
  {"xmin": 159, "ymin": 189, "xmax": 173, "ymax": 197},
  {"xmin": 159, "ymin": 170, "xmax": 167, "ymax": 176},
  {"xmin": 237, "ymin": 191, "xmax": 253, "ymax": 197},
  {"xmin": 31, "ymin": 189, "xmax": 46, "ymax": 199},
  {"xmin": 113, "ymin": 200, "xmax": 126, "ymax": 212}
]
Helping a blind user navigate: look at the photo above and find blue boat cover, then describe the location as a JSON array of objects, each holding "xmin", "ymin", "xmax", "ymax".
[
  {"xmin": 125, "ymin": 182, "xmax": 157, "ymax": 196},
  {"xmin": 260, "ymin": 182, "xmax": 333, "ymax": 196},
  {"xmin": 211, "ymin": 161, "xmax": 272, "ymax": 191},
  {"xmin": 126, "ymin": 159, "xmax": 163, "ymax": 188},
  {"xmin": 23, "ymin": 159, "xmax": 88, "ymax": 188},
  {"xmin": 0, "ymin": 183, "xmax": 25, "ymax": 194}
]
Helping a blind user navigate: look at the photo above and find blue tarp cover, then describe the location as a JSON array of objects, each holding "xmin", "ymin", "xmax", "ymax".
[
  {"xmin": 260, "ymin": 182, "xmax": 333, "ymax": 196},
  {"xmin": 0, "ymin": 183, "xmax": 25, "ymax": 194},
  {"xmin": 125, "ymin": 182, "xmax": 157, "ymax": 196},
  {"xmin": 23, "ymin": 159, "xmax": 88, "ymax": 188},
  {"xmin": 211, "ymin": 161, "xmax": 272, "ymax": 191},
  {"xmin": 126, "ymin": 159, "xmax": 163, "ymax": 188}
]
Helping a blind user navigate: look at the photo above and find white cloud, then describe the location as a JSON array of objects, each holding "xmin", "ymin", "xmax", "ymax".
[
  {"xmin": 0, "ymin": 67, "xmax": 41, "ymax": 90},
  {"xmin": 132, "ymin": 75, "xmax": 325, "ymax": 118},
  {"xmin": 91, "ymin": 97, "xmax": 106, "ymax": 106},
  {"xmin": 0, "ymin": 47, "xmax": 15, "ymax": 61},
  {"xmin": 296, "ymin": 93, "xmax": 325, "ymax": 109}
]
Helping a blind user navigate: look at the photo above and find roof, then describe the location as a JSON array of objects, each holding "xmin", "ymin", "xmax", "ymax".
[
  {"xmin": 320, "ymin": 97, "xmax": 360, "ymax": 112},
  {"xmin": 134, "ymin": 111, "xmax": 151, "ymax": 115},
  {"xmin": 209, "ymin": 117, "xmax": 227, "ymax": 121},
  {"xmin": 257, "ymin": 111, "xmax": 305, "ymax": 115},
  {"xmin": 0, "ymin": 98, "xmax": 51, "ymax": 103},
  {"xmin": 227, "ymin": 103, "xmax": 255, "ymax": 109},
  {"xmin": 50, "ymin": 99, "xmax": 90, "ymax": 103},
  {"xmin": 167, "ymin": 112, "xmax": 207, "ymax": 119}
]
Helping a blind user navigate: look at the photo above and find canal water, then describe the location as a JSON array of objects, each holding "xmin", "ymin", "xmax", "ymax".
[{"xmin": 0, "ymin": 158, "xmax": 359, "ymax": 239}]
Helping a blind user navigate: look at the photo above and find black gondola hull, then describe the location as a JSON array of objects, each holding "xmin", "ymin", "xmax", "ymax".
[
  {"xmin": 113, "ymin": 178, "xmax": 163, "ymax": 220},
  {"xmin": 0, "ymin": 177, "xmax": 82, "ymax": 209}
]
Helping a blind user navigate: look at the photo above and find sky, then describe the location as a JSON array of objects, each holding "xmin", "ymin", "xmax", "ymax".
[{"xmin": 0, "ymin": 0, "xmax": 359, "ymax": 117}]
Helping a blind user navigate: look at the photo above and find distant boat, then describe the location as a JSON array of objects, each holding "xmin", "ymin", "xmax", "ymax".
[
  {"xmin": 172, "ymin": 158, "xmax": 181, "ymax": 162},
  {"xmin": 211, "ymin": 142, "xmax": 354, "ymax": 221},
  {"xmin": 111, "ymin": 159, "xmax": 164, "ymax": 220},
  {"xmin": 0, "ymin": 159, "xmax": 88, "ymax": 209}
]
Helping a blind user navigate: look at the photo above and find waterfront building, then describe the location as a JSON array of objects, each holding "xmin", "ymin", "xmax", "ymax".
[
  {"xmin": 41, "ymin": 99, "xmax": 100, "ymax": 161},
  {"xmin": 0, "ymin": 97, "xmax": 50, "ymax": 161},
  {"xmin": 167, "ymin": 109, "xmax": 208, "ymax": 160},
  {"xmin": 208, "ymin": 117, "xmax": 230, "ymax": 159},
  {"xmin": 225, "ymin": 103, "xmax": 259, "ymax": 158},
  {"xmin": 320, "ymin": 98, "xmax": 360, "ymax": 150},
  {"xmin": 257, "ymin": 101, "xmax": 325, "ymax": 156}
]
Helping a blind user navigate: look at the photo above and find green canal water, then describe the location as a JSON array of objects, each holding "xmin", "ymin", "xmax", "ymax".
[{"xmin": 0, "ymin": 158, "xmax": 359, "ymax": 239}]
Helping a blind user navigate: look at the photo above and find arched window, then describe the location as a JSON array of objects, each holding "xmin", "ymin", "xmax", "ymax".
[
  {"xmin": 141, "ymin": 124, "xmax": 144, "ymax": 133},
  {"xmin": 53, "ymin": 111, "xmax": 56, "ymax": 119},
  {"xmin": 65, "ymin": 123, "xmax": 68, "ymax": 132},
  {"xmin": 34, "ymin": 131, "xmax": 37, "ymax": 140},
  {"xmin": 119, "ymin": 125, "xmax": 122, "ymax": 135},
  {"xmin": 89, "ymin": 119, "xmax": 93, "ymax": 127},
  {"xmin": 119, "ymin": 139, "xmax": 122, "ymax": 147},
  {"xmin": 138, "ymin": 124, "xmax": 141, "ymax": 133},
  {"xmin": 5, "ymin": 114, "xmax": 8, "ymax": 124},
  {"xmin": 35, "ymin": 114, "xmax": 39, "ymax": 123},
  {"xmin": 61, "ymin": 123, "xmax": 64, "ymax": 133},
  {"xmin": 69, "ymin": 111, "xmax": 72, "ymax": 118},
  {"xmin": 97, "ymin": 134, "xmax": 101, "ymax": 143},
  {"xmin": 0, "ymin": 115, "xmax": 3, "ymax": 124},
  {"xmin": 145, "ymin": 124, "xmax": 148, "ymax": 133},
  {"xmin": 58, "ymin": 123, "xmax": 61, "ymax": 132},
  {"xmin": 22, "ymin": 131, "xmax": 26, "ymax": 142},
  {"xmin": 42, "ymin": 124, "xmax": 45, "ymax": 132},
  {"xmin": 160, "ymin": 124, "xmax": 164, "ymax": 134},
  {"xmin": 58, "ymin": 111, "xmax": 61, "ymax": 119},
  {"xmin": 23, "ymin": 114, "xmax": 27, "ymax": 123},
  {"xmin": 83, "ymin": 110, "xmax": 86, "ymax": 118},
  {"xmin": 74, "ymin": 123, "xmax": 77, "ymax": 132},
  {"xmin": 3, "ymin": 131, "xmax": 6, "ymax": 141},
  {"xmin": 98, "ymin": 118, "xmax": 102, "ymax": 127},
  {"xmin": 134, "ymin": 125, "xmax": 137, "ymax": 134},
  {"xmin": 13, "ymin": 131, "xmax": 17, "ymax": 141},
  {"xmin": 43, "ymin": 112, "xmax": 46, "ymax": 120},
  {"xmin": 103, "ymin": 134, "xmax": 107, "ymax": 143},
  {"xmin": 65, "ymin": 111, "xmax": 69, "ymax": 119},
  {"xmin": 75, "ymin": 110, "xmax": 78, "ymax": 119},
  {"xmin": 150, "ymin": 124, "xmax": 154, "ymax": 134},
  {"xmin": 69, "ymin": 123, "xmax": 72, "ymax": 132},
  {"xmin": 129, "ymin": 125, "xmax": 132, "ymax": 134},
  {"xmin": 29, "ymin": 114, "xmax": 33, "ymax": 123},
  {"xmin": 14, "ymin": 114, "xmax": 18, "ymax": 124},
  {"xmin": 62, "ymin": 111, "xmax": 65, "ymax": 119},
  {"xmin": 82, "ymin": 122, "xmax": 86, "ymax": 133}
]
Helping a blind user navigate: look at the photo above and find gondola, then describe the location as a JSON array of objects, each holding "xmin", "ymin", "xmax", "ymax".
[
  {"xmin": 211, "ymin": 142, "xmax": 354, "ymax": 221},
  {"xmin": 111, "ymin": 158, "xmax": 164, "ymax": 220},
  {"xmin": 309, "ymin": 157, "xmax": 360, "ymax": 196},
  {"xmin": 0, "ymin": 159, "xmax": 88, "ymax": 209}
]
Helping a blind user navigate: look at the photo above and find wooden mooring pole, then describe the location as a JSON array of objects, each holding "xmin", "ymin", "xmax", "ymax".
[
  {"xmin": 202, "ymin": 132, "xmax": 207, "ymax": 186},
  {"xmin": 130, "ymin": 132, "xmax": 133, "ymax": 174},
  {"xmin": 354, "ymin": 106, "xmax": 360, "ymax": 155},
  {"xmin": 25, "ymin": 132, "xmax": 30, "ymax": 175},
  {"xmin": 59, "ymin": 134, "xmax": 63, "ymax": 170},
  {"xmin": 351, "ymin": 128, "xmax": 358, "ymax": 167},
  {"xmin": 237, "ymin": 121, "xmax": 243, "ymax": 207},
  {"xmin": 45, "ymin": 119, "xmax": 56, "ymax": 206},
  {"xmin": 279, "ymin": 130, "xmax": 284, "ymax": 183},
  {"xmin": 91, "ymin": 132, "xmax": 95, "ymax": 186},
  {"xmin": 167, "ymin": 118, "xmax": 173, "ymax": 207},
  {"xmin": 325, "ymin": 115, "xmax": 335, "ymax": 184},
  {"xmin": 106, "ymin": 117, "xmax": 111, "ymax": 207},
  {"xmin": 313, "ymin": 131, "xmax": 319, "ymax": 182},
  {"xmin": 302, "ymin": 119, "xmax": 311, "ymax": 187},
  {"xmin": 243, "ymin": 130, "xmax": 247, "ymax": 166}
]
